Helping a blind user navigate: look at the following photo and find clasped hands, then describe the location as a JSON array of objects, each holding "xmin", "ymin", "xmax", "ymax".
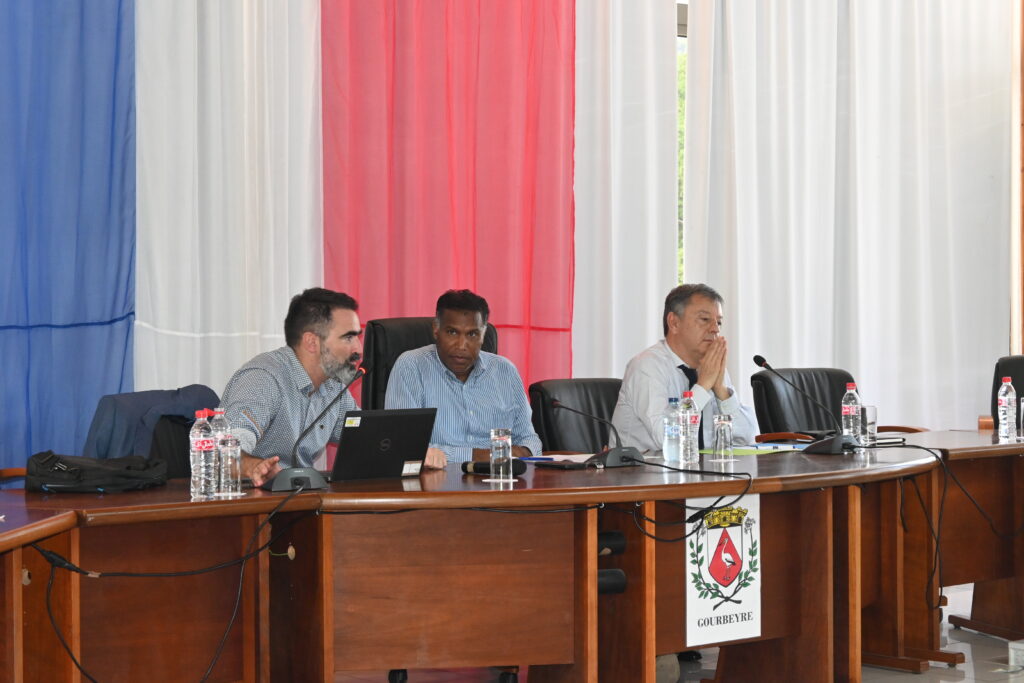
[{"xmin": 695, "ymin": 337, "xmax": 732, "ymax": 401}]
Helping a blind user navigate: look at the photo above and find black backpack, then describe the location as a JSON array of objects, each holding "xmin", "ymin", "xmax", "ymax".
[{"xmin": 26, "ymin": 450, "xmax": 168, "ymax": 493}]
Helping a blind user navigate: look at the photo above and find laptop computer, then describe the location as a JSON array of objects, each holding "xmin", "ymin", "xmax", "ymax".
[{"xmin": 329, "ymin": 408, "xmax": 437, "ymax": 481}]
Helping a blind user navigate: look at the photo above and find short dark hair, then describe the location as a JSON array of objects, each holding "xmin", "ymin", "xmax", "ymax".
[
  {"xmin": 435, "ymin": 289, "xmax": 490, "ymax": 326},
  {"xmin": 663, "ymin": 283, "xmax": 723, "ymax": 336},
  {"xmin": 284, "ymin": 288, "xmax": 358, "ymax": 347}
]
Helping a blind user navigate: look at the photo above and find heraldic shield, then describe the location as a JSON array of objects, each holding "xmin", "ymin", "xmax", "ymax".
[
  {"xmin": 708, "ymin": 526, "xmax": 742, "ymax": 586},
  {"xmin": 689, "ymin": 505, "xmax": 759, "ymax": 609}
]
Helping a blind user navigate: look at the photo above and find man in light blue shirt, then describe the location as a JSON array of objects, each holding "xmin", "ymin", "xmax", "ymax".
[{"xmin": 385, "ymin": 290, "xmax": 542, "ymax": 466}]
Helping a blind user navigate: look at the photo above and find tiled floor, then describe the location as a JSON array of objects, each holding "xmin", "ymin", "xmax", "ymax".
[{"xmin": 333, "ymin": 585, "xmax": 1024, "ymax": 682}]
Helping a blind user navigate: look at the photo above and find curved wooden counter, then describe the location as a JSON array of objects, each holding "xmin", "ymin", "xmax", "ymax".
[{"xmin": 0, "ymin": 446, "xmax": 938, "ymax": 682}]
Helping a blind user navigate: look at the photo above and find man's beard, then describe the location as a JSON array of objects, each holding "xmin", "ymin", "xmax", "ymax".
[{"xmin": 321, "ymin": 348, "xmax": 362, "ymax": 385}]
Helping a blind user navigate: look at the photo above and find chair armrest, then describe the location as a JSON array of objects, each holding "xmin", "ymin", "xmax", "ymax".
[{"xmin": 0, "ymin": 467, "xmax": 26, "ymax": 481}]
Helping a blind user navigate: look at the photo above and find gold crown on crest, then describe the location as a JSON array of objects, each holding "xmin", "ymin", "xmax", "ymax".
[{"xmin": 703, "ymin": 506, "xmax": 748, "ymax": 529}]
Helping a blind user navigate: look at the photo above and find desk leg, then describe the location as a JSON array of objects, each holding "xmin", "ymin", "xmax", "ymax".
[
  {"xmin": 714, "ymin": 488, "xmax": 835, "ymax": 681},
  {"xmin": 1, "ymin": 547, "xmax": 23, "ymax": 683},
  {"xmin": 834, "ymin": 485, "xmax": 862, "ymax": 682},
  {"xmin": 22, "ymin": 529, "xmax": 80, "ymax": 683},
  {"xmin": 270, "ymin": 511, "xmax": 331, "ymax": 682},
  {"xmin": 948, "ymin": 456, "xmax": 1024, "ymax": 641},
  {"xmin": 597, "ymin": 502, "xmax": 655, "ymax": 683},
  {"xmin": 898, "ymin": 470, "xmax": 965, "ymax": 667},
  {"xmin": 860, "ymin": 480, "xmax": 930, "ymax": 673},
  {"xmin": 530, "ymin": 506, "xmax": 599, "ymax": 683}
]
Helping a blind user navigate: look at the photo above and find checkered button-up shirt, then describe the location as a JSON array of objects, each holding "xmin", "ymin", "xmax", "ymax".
[{"xmin": 219, "ymin": 346, "xmax": 356, "ymax": 468}]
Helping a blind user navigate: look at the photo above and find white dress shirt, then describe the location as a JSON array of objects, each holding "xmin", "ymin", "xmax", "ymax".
[{"xmin": 611, "ymin": 340, "xmax": 758, "ymax": 452}]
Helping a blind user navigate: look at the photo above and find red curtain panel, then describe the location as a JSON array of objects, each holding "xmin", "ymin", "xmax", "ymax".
[{"xmin": 322, "ymin": 0, "xmax": 575, "ymax": 387}]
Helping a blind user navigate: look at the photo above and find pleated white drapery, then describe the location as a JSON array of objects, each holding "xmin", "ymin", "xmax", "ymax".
[
  {"xmin": 572, "ymin": 0, "xmax": 680, "ymax": 380},
  {"xmin": 135, "ymin": 0, "xmax": 323, "ymax": 396},
  {"xmin": 685, "ymin": 1, "xmax": 1013, "ymax": 429}
]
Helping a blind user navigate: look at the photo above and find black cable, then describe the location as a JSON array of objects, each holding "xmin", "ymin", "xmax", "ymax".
[
  {"xmin": 907, "ymin": 475, "xmax": 946, "ymax": 612},
  {"xmin": 467, "ymin": 504, "xmax": 603, "ymax": 514},
  {"xmin": 200, "ymin": 486, "xmax": 309, "ymax": 681},
  {"xmin": 876, "ymin": 443, "xmax": 949, "ymax": 612},
  {"xmin": 321, "ymin": 504, "xmax": 604, "ymax": 516},
  {"xmin": 44, "ymin": 563, "xmax": 99, "ymax": 683},
  {"xmin": 32, "ymin": 486, "xmax": 312, "ymax": 683}
]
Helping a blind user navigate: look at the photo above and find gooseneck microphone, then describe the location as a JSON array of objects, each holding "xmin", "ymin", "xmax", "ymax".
[
  {"xmin": 261, "ymin": 366, "xmax": 367, "ymax": 492},
  {"xmin": 752, "ymin": 355, "xmax": 857, "ymax": 455},
  {"xmin": 551, "ymin": 399, "xmax": 640, "ymax": 468}
]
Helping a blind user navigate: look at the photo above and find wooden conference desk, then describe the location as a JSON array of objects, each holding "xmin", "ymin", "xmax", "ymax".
[
  {"xmin": 0, "ymin": 448, "xmax": 934, "ymax": 682},
  {"xmin": 859, "ymin": 430, "xmax": 1024, "ymax": 674}
]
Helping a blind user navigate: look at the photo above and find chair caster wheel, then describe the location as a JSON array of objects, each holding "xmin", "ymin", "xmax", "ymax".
[
  {"xmin": 677, "ymin": 649, "xmax": 702, "ymax": 662},
  {"xmin": 388, "ymin": 670, "xmax": 408, "ymax": 683}
]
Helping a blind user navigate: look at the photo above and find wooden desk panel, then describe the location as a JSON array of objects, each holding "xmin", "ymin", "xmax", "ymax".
[
  {"xmin": 74, "ymin": 517, "xmax": 262, "ymax": 682},
  {"xmin": 0, "ymin": 503, "xmax": 78, "ymax": 683},
  {"xmin": 271, "ymin": 508, "xmax": 580, "ymax": 679}
]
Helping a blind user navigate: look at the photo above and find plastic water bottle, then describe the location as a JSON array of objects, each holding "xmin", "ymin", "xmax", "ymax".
[
  {"xmin": 662, "ymin": 397, "xmax": 682, "ymax": 462},
  {"xmin": 997, "ymin": 376, "xmax": 1017, "ymax": 440},
  {"xmin": 841, "ymin": 383, "xmax": 862, "ymax": 437},
  {"xmin": 189, "ymin": 409, "xmax": 217, "ymax": 499},
  {"xmin": 680, "ymin": 391, "xmax": 701, "ymax": 466},
  {"xmin": 209, "ymin": 409, "xmax": 231, "ymax": 495}
]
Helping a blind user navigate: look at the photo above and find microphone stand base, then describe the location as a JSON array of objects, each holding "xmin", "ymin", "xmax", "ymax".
[
  {"xmin": 260, "ymin": 467, "xmax": 329, "ymax": 492},
  {"xmin": 587, "ymin": 446, "xmax": 642, "ymax": 468},
  {"xmin": 803, "ymin": 434, "xmax": 859, "ymax": 455}
]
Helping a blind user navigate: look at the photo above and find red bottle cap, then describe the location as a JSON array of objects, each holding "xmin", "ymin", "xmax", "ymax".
[
  {"xmin": 1004, "ymin": 377, "xmax": 1013, "ymax": 383},
  {"xmin": 846, "ymin": 383, "xmax": 856, "ymax": 390},
  {"xmin": 683, "ymin": 391, "xmax": 693, "ymax": 398}
]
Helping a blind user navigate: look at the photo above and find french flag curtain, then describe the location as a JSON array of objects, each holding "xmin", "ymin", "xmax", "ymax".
[{"xmin": 1, "ymin": 0, "xmax": 576, "ymax": 470}]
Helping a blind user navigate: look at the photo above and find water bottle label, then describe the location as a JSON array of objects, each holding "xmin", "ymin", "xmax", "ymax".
[
  {"xmin": 999, "ymin": 397, "xmax": 1011, "ymax": 407},
  {"xmin": 193, "ymin": 438, "xmax": 216, "ymax": 451},
  {"xmin": 688, "ymin": 414, "xmax": 700, "ymax": 425},
  {"xmin": 841, "ymin": 405, "xmax": 858, "ymax": 416}
]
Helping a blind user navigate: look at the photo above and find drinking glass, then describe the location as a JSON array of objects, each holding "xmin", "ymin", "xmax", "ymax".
[
  {"xmin": 709, "ymin": 414, "xmax": 734, "ymax": 462},
  {"xmin": 859, "ymin": 406, "xmax": 878, "ymax": 447},
  {"xmin": 485, "ymin": 428, "xmax": 514, "ymax": 484},
  {"xmin": 1018, "ymin": 398, "xmax": 1024, "ymax": 441},
  {"xmin": 216, "ymin": 434, "xmax": 245, "ymax": 498}
]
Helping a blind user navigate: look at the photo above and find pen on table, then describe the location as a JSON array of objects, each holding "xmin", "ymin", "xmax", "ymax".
[{"xmin": 520, "ymin": 456, "xmax": 554, "ymax": 461}]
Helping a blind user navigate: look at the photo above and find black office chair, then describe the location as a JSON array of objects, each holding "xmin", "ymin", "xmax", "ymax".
[
  {"xmin": 750, "ymin": 368, "xmax": 854, "ymax": 441},
  {"xmin": 361, "ymin": 316, "xmax": 498, "ymax": 409},
  {"xmin": 529, "ymin": 378, "xmax": 622, "ymax": 452},
  {"xmin": 751, "ymin": 368, "xmax": 924, "ymax": 441},
  {"xmin": 988, "ymin": 355, "xmax": 1024, "ymax": 428}
]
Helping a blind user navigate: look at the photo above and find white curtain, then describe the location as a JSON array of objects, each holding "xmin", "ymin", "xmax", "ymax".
[
  {"xmin": 686, "ymin": 1, "xmax": 1013, "ymax": 430},
  {"xmin": 572, "ymin": 0, "xmax": 679, "ymax": 379},
  {"xmin": 135, "ymin": 0, "xmax": 323, "ymax": 396}
]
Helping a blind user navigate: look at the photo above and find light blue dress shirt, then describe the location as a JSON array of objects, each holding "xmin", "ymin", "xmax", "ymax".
[{"xmin": 384, "ymin": 345, "xmax": 542, "ymax": 462}]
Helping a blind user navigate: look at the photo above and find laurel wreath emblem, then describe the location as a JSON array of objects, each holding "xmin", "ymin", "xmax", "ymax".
[{"xmin": 689, "ymin": 530, "xmax": 759, "ymax": 611}]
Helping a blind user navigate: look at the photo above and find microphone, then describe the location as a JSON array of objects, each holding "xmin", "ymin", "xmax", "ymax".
[
  {"xmin": 461, "ymin": 460, "xmax": 528, "ymax": 477},
  {"xmin": 551, "ymin": 400, "xmax": 640, "ymax": 468},
  {"xmin": 752, "ymin": 355, "xmax": 857, "ymax": 455},
  {"xmin": 261, "ymin": 366, "xmax": 367, "ymax": 492}
]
